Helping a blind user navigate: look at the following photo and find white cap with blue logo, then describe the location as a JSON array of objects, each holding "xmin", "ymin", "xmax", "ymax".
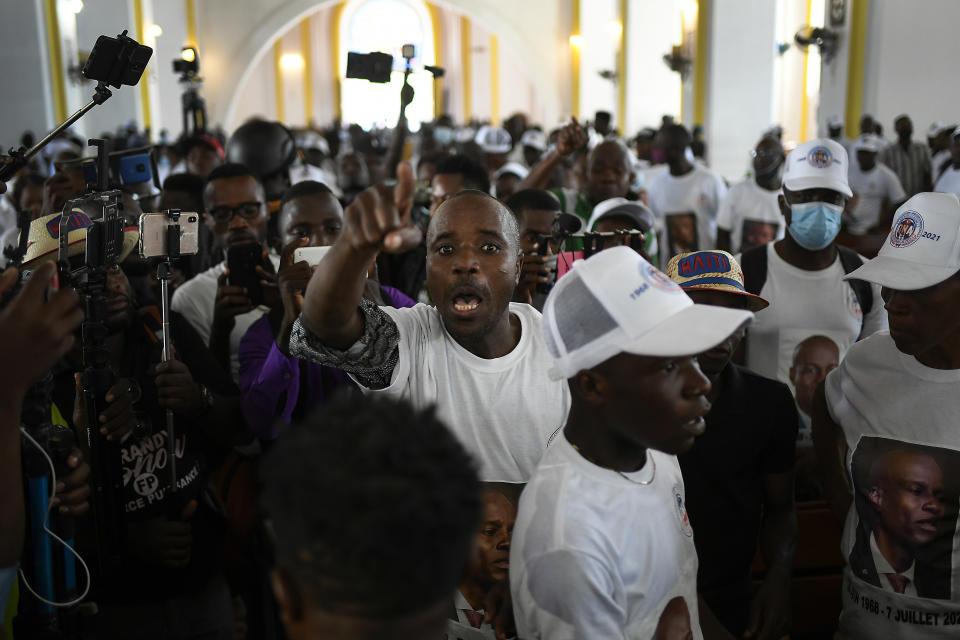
[
  {"xmin": 845, "ymin": 192, "xmax": 960, "ymax": 291},
  {"xmin": 782, "ymin": 138, "xmax": 853, "ymax": 198},
  {"xmin": 541, "ymin": 246, "xmax": 754, "ymax": 380}
]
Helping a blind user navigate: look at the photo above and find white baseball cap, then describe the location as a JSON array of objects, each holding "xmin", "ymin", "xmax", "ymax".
[
  {"xmin": 782, "ymin": 138, "xmax": 853, "ymax": 198},
  {"xmin": 927, "ymin": 121, "xmax": 947, "ymax": 138},
  {"xmin": 827, "ymin": 115, "xmax": 843, "ymax": 129},
  {"xmin": 587, "ymin": 197, "xmax": 655, "ymax": 233},
  {"xmin": 542, "ymin": 246, "xmax": 754, "ymax": 380},
  {"xmin": 520, "ymin": 129, "xmax": 547, "ymax": 151},
  {"xmin": 845, "ymin": 192, "xmax": 960, "ymax": 291},
  {"xmin": 854, "ymin": 134, "xmax": 882, "ymax": 153},
  {"xmin": 493, "ymin": 162, "xmax": 529, "ymax": 181},
  {"xmin": 474, "ymin": 125, "xmax": 513, "ymax": 154}
]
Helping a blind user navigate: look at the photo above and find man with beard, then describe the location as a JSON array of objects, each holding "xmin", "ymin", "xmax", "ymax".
[
  {"xmin": 814, "ymin": 192, "xmax": 960, "ymax": 638},
  {"xmin": 716, "ymin": 136, "xmax": 786, "ymax": 254},
  {"xmin": 172, "ymin": 163, "xmax": 277, "ymax": 378},
  {"xmin": 289, "ymin": 164, "xmax": 570, "ymax": 484},
  {"xmin": 666, "ymin": 250, "xmax": 798, "ymax": 639}
]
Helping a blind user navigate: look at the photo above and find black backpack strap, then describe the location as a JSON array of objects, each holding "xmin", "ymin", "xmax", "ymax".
[
  {"xmin": 739, "ymin": 245, "xmax": 769, "ymax": 296},
  {"xmin": 837, "ymin": 246, "xmax": 873, "ymax": 316}
]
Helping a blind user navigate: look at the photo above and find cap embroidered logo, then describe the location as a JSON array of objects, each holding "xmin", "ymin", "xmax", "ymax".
[
  {"xmin": 890, "ymin": 210, "xmax": 925, "ymax": 248},
  {"xmin": 806, "ymin": 146, "xmax": 834, "ymax": 169},
  {"xmin": 642, "ymin": 262, "xmax": 682, "ymax": 293}
]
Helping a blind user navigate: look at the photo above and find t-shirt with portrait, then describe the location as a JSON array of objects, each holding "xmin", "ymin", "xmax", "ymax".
[
  {"xmin": 826, "ymin": 331, "xmax": 960, "ymax": 639},
  {"xmin": 647, "ymin": 165, "xmax": 728, "ymax": 268},
  {"xmin": 846, "ymin": 162, "xmax": 906, "ymax": 235},
  {"xmin": 744, "ymin": 243, "xmax": 888, "ymax": 387},
  {"xmin": 511, "ymin": 436, "xmax": 703, "ymax": 639},
  {"xmin": 716, "ymin": 179, "xmax": 783, "ymax": 254}
]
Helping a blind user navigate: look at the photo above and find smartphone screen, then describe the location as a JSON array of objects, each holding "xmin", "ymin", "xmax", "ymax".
[{"xmin": 227, "ymin": 243, "xmax": 264, "ymax": 306}]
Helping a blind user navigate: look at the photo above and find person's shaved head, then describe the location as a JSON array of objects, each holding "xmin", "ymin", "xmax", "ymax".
[
  {"xmin": 428, "ymin": 190, "xmax": 520, "ymax": 255},
  {"xmin": 586, "ymin": 140, "xmax": 634, "ymax": 203}
]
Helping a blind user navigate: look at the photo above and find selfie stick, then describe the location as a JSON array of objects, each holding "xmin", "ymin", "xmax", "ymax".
[{"xmin": 157, "ymin": 211, "xmax": 183, "ymax": 509}]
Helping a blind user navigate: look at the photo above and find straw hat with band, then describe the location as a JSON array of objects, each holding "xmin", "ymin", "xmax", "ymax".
[
  {"xmin": 666, "ymin": 250, "xmax": 770, "ymax": 312},
  {"xmin": 21, "ymin": 208, "xmax": 139, "ymax": 269}
]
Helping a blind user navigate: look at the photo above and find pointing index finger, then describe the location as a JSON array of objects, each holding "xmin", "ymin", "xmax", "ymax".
[{"xmin": 394, "ymin": 162, "xmax": 415, "ymax": 222}]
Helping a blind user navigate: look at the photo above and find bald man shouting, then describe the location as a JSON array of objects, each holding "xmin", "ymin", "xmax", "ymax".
[{"xmin": 290, "ymin": 164, "xmax": 570, "ymax": 483}]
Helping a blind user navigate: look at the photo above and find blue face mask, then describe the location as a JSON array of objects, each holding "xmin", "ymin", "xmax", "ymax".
[{"xmin": 788, "ymin": 201, "xmax": 843, "ymax": 250}]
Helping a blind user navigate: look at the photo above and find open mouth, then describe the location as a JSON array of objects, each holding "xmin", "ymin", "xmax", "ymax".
[{"xmin": 453, "ymin": 294, "xmax": 481, "ymax": 312}]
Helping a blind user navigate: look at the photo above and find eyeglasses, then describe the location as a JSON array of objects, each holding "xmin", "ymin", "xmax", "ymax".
[{"xmin": 209, "ymin": 201, "xmax": 263, "ymax": 223}]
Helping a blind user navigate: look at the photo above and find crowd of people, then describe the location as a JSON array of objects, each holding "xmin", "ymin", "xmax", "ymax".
[{"xmin": 1, "ymin": 75, "xmax": 959, "ymax": 640}]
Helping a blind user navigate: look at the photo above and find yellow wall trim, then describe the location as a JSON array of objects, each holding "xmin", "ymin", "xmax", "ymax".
[
  {"xmin": 693, "ymin": 0, "xmax": 709, "ymax": 125},
  {"xmin": 426, "ymin": 2, "xmax": 443, "ymax": 117},
  {"xmin": 332, "ymin": 1, "xmax": 345, "ymax": 120},
  {"xmin": 490, "ymin": 34, "xmax": 499, "ymax": 125},
  {"xmin": 43, "ymin": 0, "xmax": 67, "ymax": 123},
  {"xmin": 300, "ymin": 18, "xmax": 314, "ymax": 126},
  {"xmin": 617, "ymin": 0, "xmax": 627, "ymax": 133},
  {"xmin": 570, "ymin": 0, "xmax": 580, "ymax": 119},
  {"xmin": 460, "ymin": 15, "xmax": 472, "ymax": 123},
  {"xmin": 799, "ymin": 0, "xmax": 814, "ymax": 142},
  {"xmin": 185, "ymin": 0, "xmax": 197, "ymax": 47},
  {"xmin": 133, "ymin": 0, "xmax": 152, "ymax": 133},
  {"xmin": 845, "ymin": 0, "xmax": 868, "ymax": 136},
  {"xmin": 274, "ymin": 39, "xmax": 285, "ymax": 123}
]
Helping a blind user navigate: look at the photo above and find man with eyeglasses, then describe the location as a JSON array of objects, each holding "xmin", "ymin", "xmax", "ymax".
[
  {"xmin": 172, "ymin": 162, "xmax": 278, "ymax": 378},
  {"xmin": 716, "ymin": 136, "xmax": 786, "ymax": 254}
]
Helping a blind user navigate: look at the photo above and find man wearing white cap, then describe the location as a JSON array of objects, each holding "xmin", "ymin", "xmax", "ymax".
[
  {"xmin": 741, "ymin": 138, "xmax": 888, "ymax": 386},
  {"xmin": 933, "ymin": 127, "xmax": 960, "ymax": 199},
  {"xmin": 827, "ymin": 115, "xmax": 854, "ymax": 159},
  {"xmin": 847, "ymin": 134, "xmax": 906, "ymax": 235},
  {"xmin": 812, "ymin": 192, "xmax": 960, "ymax": 639},
  {"xmin": 510, "ymin": 246, "xmax": 753, "ymax": 639},
  {"xmin": 880, "ymin": 115, "xmax": 932, "ymax": 198},
  {"xmin": 492, "ymin": 162, "xmax": 529, "ymax": 202},
  {"xmin": 928, "ymin": 123, "xmax": 954, "ymax": 183},
  {"xmin": 716, "ymin": 135, "xmax": 786, "ymax": 254}
]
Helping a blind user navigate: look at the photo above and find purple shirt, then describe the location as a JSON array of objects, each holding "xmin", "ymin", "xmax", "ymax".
[{"xmin": 238, "ymin": 285, "xmax": 415, "ymax": 440}]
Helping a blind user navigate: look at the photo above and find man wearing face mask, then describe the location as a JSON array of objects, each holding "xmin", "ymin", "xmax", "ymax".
[
  {"xmin": 716, "ymin": 136, "xmax": 786, "ymax": 254},
  {"xmin": 740, "ymin": 139, "xmax": 888, "ymax": 386}
]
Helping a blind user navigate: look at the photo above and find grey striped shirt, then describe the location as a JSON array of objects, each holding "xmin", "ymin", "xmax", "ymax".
[{"xmin": 880, "ymin": 142, "xmax": 931, "ymax": 197}]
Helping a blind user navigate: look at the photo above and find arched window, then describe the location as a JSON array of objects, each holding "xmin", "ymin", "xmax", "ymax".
[{"xmin": 340, "ymin": 0, "xmax": 435, "ymax": 130}]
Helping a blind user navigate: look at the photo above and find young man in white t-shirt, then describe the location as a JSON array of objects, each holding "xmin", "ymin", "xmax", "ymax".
[
  {"xmin": 647, "ymin": 124, "xmax": 728, "ymax": 267},
  {"xmin": 716, "ymin": 136, "xmax": 786, "ymax": 254},
  {"xmin": 171, "ymin": 163, "xmax": 278, "ymax": 379},
  {"xmin": 846, "ymin": 135, "xmax": 906, "ymax": 235},
  {"xmin": 510, "ymin": 246, "xmax": 753, "ymax": 639},
  {"xmin": 741, "ymin": 138, "xmax": 888, "ymax": 386},
  {"xmin": 812, "ymin": 192, "xmax": 960, "ymax": 639},
  {"xmin": 290, "ymin": 165, "xmax": 570, "ymax": 484}
]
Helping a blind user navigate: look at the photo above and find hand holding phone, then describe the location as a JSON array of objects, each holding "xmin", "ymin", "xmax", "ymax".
[{"xmin": 226, "ymin": 243, "xmax": 265, "ymax": 307}]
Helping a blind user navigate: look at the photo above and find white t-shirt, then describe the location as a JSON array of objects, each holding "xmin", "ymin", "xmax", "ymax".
[
  {"xmin": 846, "ymin": 162, "xmax": 906, "ymax": 235},
  {"xmin": 932, "ymin": 150, "xmax": 952, "ymax": 181},
  {"xmin": 744, "ymin": 243, "xmax": 888, "ymax": 386},
  {"xmin": 171, "ymin": 258, "xmax": 278, "ymax": 381},
  {"xmin": 368, "ymin": 302, "xmax": 570, "ymax": 483},
  {"xmin": 511, "ymin": 436, "xmax": 702, "ymax": 639},
  {"xmin": 716, "ymin": 179, "xmax": 783, "ymax": 253},
  {"xmin": 933, "ymin": 166, "xmax": 960, "ymax": 199},
  {"xmin": 825, "ymin": 332, "xmax": 960, "ymax": 639},
  {"xmin": 647, "ymin": 165, "xmax": 727, "ymax": 268}
]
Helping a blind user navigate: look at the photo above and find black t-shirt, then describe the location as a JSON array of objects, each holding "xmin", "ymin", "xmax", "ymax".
[
  {"xmin": 53, "ymin": 307, "xmax": 237, "ymax": 602},
  {"xmin": 678, "ymin": 363, "xmax": 798, "ymax": 592}
]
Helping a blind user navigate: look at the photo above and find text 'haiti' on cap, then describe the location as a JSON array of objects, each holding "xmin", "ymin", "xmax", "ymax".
[
  {"xmin": 21, "ymin": 208, "xmax": 140, "ymax": 268},
  {"xmin": 542, "ymin": 245, "xmax": 754, "ymax": 380},
  {"xmin": 845, "ymin": 192, "xmax": 960, "ymax": 291},
  {"xmin": 665, "ymin": 250, "xmax": 769, "ymax": 312},
  {"xmin": 782, "ymin": 138, "xmax": 853, "ymax": 198}
]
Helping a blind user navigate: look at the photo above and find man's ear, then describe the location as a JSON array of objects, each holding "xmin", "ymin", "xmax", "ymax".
[
  {"xmin": 515, "ymin": 251, "xmax": 523, "ymax": 286},
  {"xmin": 571, "ymin": 369, "xmax": 607, "ymax": 406},
  {"xmin": 868, "ymin": 486, "xmax": 883, "ymax": 510},
  {"xmin": 778, "ymin": 194, "xmax": 791, "ymax": 225}
]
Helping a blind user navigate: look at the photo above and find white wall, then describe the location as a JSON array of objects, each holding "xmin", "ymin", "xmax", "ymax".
[
  {"xmin": 706, "ymin": 0, "xmax": 778, "ymax": 181},
  {"xmin": 577, "ymin": 0, "xmax": 619, "ymax": 127},
  {"xmin": 0, "ymin": 0, "xmax": 53, "ymax": 149},
  {"xmin": 624, "ymin": 0, "xmax": 683, "ymax": 135},
  {"xmin": 860, "ymin": 0, "xmax": 960, "ymax": 137}
]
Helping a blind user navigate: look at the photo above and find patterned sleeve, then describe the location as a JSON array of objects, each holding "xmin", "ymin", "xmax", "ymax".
[{"xmin": 289, "ymin": 298, "xmax": 400, "ymax": 390}]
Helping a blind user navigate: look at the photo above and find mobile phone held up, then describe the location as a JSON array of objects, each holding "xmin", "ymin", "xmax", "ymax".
[
  {"xmin": 227, "ymin": 242, "xmax": 265, "ymax": 307},
  {"xmin": 293, "ymin": 245, "xmax": 332, "ymax": 268}
]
